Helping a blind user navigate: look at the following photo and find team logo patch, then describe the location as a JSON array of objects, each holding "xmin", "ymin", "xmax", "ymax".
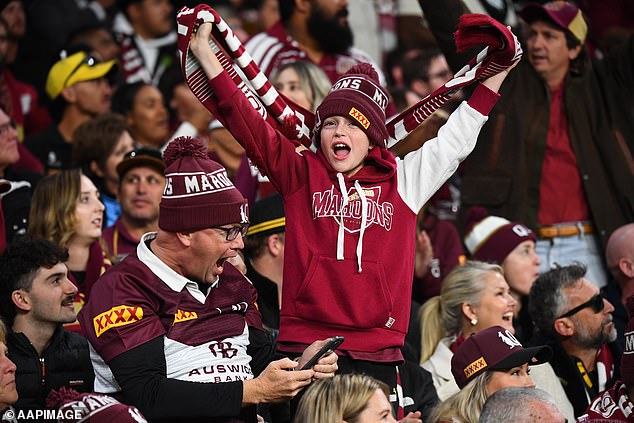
[
  {"xmin": 93, "ymin": 305, "xmax": 143, "ymax": 337},
  {"xmin": 349, "ymin": 107, "xmax": 370, "ymax": 129},
  {"xmin": 464, "ymin": 356, "xmax": 487, "ymax": 378},
  {"xmin": 173, "ymin": 309, "xmax": 198, "ymax": 325}
]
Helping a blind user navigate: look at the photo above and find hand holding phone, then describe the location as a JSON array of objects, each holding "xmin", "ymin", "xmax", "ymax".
[{"xmin": 300, "ymin": 336, "xmax": 344, "ymax": 371}]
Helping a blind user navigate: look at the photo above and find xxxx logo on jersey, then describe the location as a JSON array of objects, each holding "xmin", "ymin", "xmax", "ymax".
[
  {"xmin": 93, "ymin": 305, "xmax": 143, "ymax": 337},
  {"xmin": 173, "ymin": 309, "xmax": 198, "ymax": 325}
]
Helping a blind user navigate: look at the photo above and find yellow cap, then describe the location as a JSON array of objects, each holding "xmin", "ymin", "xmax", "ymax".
[{"xmin": 45, "ymin": 51, "xmax": 117, "ymax": 100}]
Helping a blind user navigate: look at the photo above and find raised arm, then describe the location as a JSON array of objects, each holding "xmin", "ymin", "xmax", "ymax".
[{"xmin": 189, "ymin": 22, "xmax": 224, "ymax": 80}]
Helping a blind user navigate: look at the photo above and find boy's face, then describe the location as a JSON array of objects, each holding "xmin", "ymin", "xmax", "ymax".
[{"xmin": 320, "ymin": 115, "xmax": 372, "ymax": 177}]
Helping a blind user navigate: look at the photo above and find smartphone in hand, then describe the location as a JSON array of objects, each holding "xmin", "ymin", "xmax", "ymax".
[{"xmin": 300, "ymin": 336, "xmax": 344, "ymax": 371}]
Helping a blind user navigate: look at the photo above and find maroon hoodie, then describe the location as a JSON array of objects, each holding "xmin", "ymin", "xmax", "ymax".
[{"xmin": 210, "ymin": 72, "xmax": 498, "ymax": 361}]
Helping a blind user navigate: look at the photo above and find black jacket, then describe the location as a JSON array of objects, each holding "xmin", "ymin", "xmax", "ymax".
[
  {"xmin": 418, "ymin": 0, "xmax": 634, "ymax": 250},
  {"xmin": 7, "ymin": 326, "xmax": 94, "ymax": 411},
  {"xmin": 538, "ymin": 338, "xmax": 621, "ymax": 417}
]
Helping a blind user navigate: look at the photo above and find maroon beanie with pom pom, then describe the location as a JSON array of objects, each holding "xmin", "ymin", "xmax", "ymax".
[
  {"xmin": 160, "ymin": 136, "xmax": 248, "ymax": 232},
  {"xmin": 314, "ymin": 63, "xmax": 389, "ymax": 148},
  {"xmin": 463, "ymin": 207, "xmax": 536, "ymax": 264},
  {"xmin": 46, "ymin": 387, "xmax": 147, "ymax": 422}
]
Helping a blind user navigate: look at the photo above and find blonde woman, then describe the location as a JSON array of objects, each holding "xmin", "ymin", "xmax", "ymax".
[
  {"xmin": 427, "ymin": 326, "xmax": 550, "ymax": 423},
  {"xmin": 271, "ymin": 61, "xmax": 331, "ymax": 112},
  {"xmin": 28, "ymin": 169, "xmax": 110, "ymax": 331},
  {"xmin": 0, "ymin": 319, "xmax": 17, "ymax": 420},
  {"xmin": 294, "ymin": 373, "xmax": 396, "ymax": 423},
  {"xmin": 419, "ymin": 261, "xmax": 575, "ymax": 420},
  {"xmin": 419, "ymin": 261, "xmax": 516, "ymax": 399}
]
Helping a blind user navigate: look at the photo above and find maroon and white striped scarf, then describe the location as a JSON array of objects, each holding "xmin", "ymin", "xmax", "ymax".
[
  {"xmin": 175, "ymin": 4, "xmax": 522, "ymax": 149},
  {"xmin": 578, "ymin": 381, "xmax": 634, "ymax": 422}
]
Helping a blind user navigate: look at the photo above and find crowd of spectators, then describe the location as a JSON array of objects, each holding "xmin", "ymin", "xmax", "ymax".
[{"xmin": 0, "ymin": 0, "xmax": 632, "ymax": 422}]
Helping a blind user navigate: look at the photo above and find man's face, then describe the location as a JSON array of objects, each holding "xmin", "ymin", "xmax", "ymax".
[
  {"xmin": 21, "ymin": 262, "xmax": 78, "ymax": 324},
  {"xmin": 1, "ymin": 1, "xmax": 25, "ymax": 39},
  {"xmin": 183, "ymin": 225, "xmax": 245, "ymax": 285},
  {"xmin": 526, "ymin": 20, "xmax": 580, "ymax": 84},
  {"xmin": 0, "ymin": 24, "xmax": 9, "ymax": 66},
  {"xmin": 85, "ymin": 28, "xmax": 120, "ymax": 62},
  {"xmin": 128, "ymin": 85, "xmax": 169, "ymax": 149},
  {"xmin": 66, "ymin": 78, "xmax": 113, "ymax": 117},
  {"xmin": 131, "ymin": 0, "xmax": 173, "ymax": 39},
  {"xmin": 307, "ymin": 0, "xmax": 353, "ymax": 54},
  {"xmin": 563, "ymin": 279, "xmax": 617, "ymax": 349},
  {"xmin": 119, "ymin": 166, "xmax": 165, "ymax": 226},
  {"xmin": 0, "ymin": 109, "xmax": 19, "ymax": 170}
]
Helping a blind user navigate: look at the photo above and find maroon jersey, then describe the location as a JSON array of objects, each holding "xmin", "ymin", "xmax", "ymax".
[{"xmin": 78, "ymin": 233, "xmax": 262, "ymax": 392}]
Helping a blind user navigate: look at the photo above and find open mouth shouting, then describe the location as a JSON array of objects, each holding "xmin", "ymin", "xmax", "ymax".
[{"xmin": 333, "ymin": 142, "xmax": 351, "ymax": 160}]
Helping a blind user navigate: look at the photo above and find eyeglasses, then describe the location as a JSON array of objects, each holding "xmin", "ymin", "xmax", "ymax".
[
  {"xmin": 558, "ymin": 293, "xmax": 605, "ymax": 319},
  {"xmin": 62, "ymin": 54, "xmax": 98, "ymax": 89},
  {"xmin": 0, "ymin": 119, "xmax": 16, "ymax": 137},
  {"xmin": 212, "ymin": 225, "xmax": 249, "ymax": 241}
]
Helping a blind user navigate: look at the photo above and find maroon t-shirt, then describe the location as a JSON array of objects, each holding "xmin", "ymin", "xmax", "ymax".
[{"xmin": 537, "ymin": 84, "xmax": 591, "ymax": 225}]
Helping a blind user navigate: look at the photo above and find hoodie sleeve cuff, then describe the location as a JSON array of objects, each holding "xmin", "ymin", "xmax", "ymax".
[{"xmin": 466, "ymin": 83, "xmax": 500, "ymax": 116}]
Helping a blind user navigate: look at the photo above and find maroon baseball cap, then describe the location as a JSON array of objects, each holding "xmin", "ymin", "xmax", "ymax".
[
  {"xmin": 519, "ymin": 1, "xmax": 588, "ymax": 43},
  {"xmin": 451, "ymin": 326, "xmax": 552, "ymax": 388}
]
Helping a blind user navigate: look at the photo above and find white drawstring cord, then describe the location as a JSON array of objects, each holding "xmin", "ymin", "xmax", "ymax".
[
  {"xmin": 336, "ymin": 173, "xmax": 348, "ymax": 261},
  {"xmin": 354, "ymin": 180, "xmax": 368, "ymax": 272}
]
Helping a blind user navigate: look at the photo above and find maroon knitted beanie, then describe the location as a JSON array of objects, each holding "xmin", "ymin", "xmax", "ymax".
[
  {"xmin": 314, "ymin": 63, "xmax": 389, "ymax": 148},
  {"xmin": 46, "ymin": 387, "xmax": 147, "ymax": 422},
  {"xmin": 159, "ymin": 136, "xmax": 248, "ymax": 232},
  {"xmin": 463, "ymin": 207, "xmax": 536, "ymax": 264}
]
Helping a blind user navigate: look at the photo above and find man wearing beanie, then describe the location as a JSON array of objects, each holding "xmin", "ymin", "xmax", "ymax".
[
  {"xmin": 78, "ymin": 137, "xmax": 337, "ymax": 422},
  {"xmin": 420, "ymin": 0, "xmax": 634, "ymax": 290},
  {"xmin": 189, "ymin": 20, "xmax": 515, "ymax": 416},
  {"xmin": 578, "ymin": 295, "xmax": 634, "ymax": 422}
]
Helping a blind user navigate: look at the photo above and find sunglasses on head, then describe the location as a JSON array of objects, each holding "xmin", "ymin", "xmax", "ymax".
[
  {"xmin": 558, "ymin": 293, "xmax": 604, "ymax": 319},
  {"xmin": 62, "ymin": 54, "xmax": 98, "ymax": 90}
]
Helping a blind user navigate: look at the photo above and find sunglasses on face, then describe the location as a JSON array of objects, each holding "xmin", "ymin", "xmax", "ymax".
[
  {"xmin": 212, "ymin": 224, "xmax": 249, "ymax": 241},
  {"xmin": 558, "ymin": 293, "xmax": 605, "ymax": 319}
]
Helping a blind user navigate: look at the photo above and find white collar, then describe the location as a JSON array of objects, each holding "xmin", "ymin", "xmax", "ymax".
[{"xmin": 137, "ymin": 232, "xmax": 210, "ymax": 303}]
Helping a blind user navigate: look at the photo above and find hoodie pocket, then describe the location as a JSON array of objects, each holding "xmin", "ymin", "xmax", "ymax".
[{"xmin": 295, "ymin": 255, "xmax": 393, "ymax": 329}]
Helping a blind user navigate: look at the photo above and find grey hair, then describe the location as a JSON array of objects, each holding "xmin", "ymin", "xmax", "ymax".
[
  {"xmin": 479, "ymin": 387, "xmax": 559, "ymax": 423},
  {"xmin": 528, "ymin": 263, "xmax": 587, "ymax": 339}
]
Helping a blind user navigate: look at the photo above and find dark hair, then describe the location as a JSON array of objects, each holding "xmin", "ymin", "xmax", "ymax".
[
  {"xmin": 0, "ymin": 238, "xmax": 69, "ymax": 325},
  {"xmin": 278, "ymin": 0, "xmax": 294, "ymax": 24},
  {"xmin": 244, "ymin": 232, "xmax": 285, "ymax": 260},
  {"xmin": 111, "ymin": 81, "xmax": 149, "ymax": 116},
  {"xmin": 528, "ymin": 263, "xmax": 587, "ymax": 339},
  {"xmin": 563, "ymin": 30, "xmax": 588, "ymax": 75},
  {"xmin": 402, "ymin": 46, "xmax": 444, "ymax": 87},
  {"xmin": 72, "ymin": 113, "xmax": 130, "ymax": 179}
]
